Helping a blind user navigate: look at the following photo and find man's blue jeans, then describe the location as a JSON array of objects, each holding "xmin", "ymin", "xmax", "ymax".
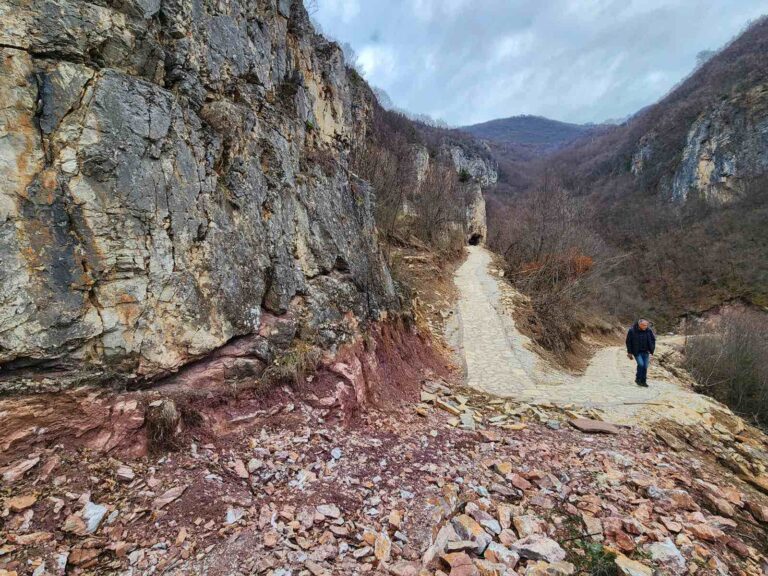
[{"xmin": 634, "ymin": 352, "xmax": 650, "ymax": 384}]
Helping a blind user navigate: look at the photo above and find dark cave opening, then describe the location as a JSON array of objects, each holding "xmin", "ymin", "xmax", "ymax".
[{"xmin": 468, "ymin": 233, "xmax": 483, "ymax": 246}]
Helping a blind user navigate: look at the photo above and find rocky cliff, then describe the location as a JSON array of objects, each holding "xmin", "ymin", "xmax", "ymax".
[
  {"xmin": 447, "ymin": 144, "xmax": 497, "ymax": 244},
  {"xmin": 669, "ymin": 84, "xmax": 768, "ymax": 202},
  {"xmin": 630, "ymin": 84, "xmax": 768, "ymax": 203},
  {"xmin": 0, "ymin": 0, "xmax": 397, "ymax": 390}
]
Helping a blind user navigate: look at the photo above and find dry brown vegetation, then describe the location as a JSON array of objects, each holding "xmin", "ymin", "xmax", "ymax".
[
  {"xmin": 483, "ymin": 16, "xmax": 768, "ymax": 415},
  {"xmin": 685, "ymin": 308, "xmax": 768, "ymax": 429},
  {"xmin": 352, "ymin": 103, "xmax": 490, "ymax": 259},
  {"xmin": 488, "ymin": 172, "xmax": 621, "ymax": 357}
]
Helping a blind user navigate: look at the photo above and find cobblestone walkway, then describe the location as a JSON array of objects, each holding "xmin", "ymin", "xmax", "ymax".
[{"xmin": 452, "ymin": 246, "xmax": 720, "ymax": 425}]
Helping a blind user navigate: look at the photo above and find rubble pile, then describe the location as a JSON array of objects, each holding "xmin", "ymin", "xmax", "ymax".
[{"xmin": 2, "ymin": 379, "xmax": 767, "ymax": 576}]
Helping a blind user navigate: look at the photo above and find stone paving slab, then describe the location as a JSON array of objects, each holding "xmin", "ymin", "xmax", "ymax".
[{"xmin": 452, "ymin": 246, "xmax": 724, "ymax": 426}]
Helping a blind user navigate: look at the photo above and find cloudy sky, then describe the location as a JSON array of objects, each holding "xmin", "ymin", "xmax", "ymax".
[{"xmin": 312, "ymin": 0, "xmax": 767, "ymax": 126}]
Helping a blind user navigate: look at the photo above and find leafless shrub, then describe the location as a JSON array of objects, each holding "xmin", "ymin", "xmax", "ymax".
[
  {"xmin": 352, "ymin": 105, "xmax": 471, "ymax": 258},
  {"xmin": 489, "ymin": 173, "xmax": 611, "ymax": 356},
  {"xmin": 262, "ymin": 342, "xmax": 322, "ymax": 387},
  {"xmin": 685, "ymin": 308, "xmax": 768, "ymax": 428},
  {"xmin": 145, "ymin": 398, "xmax": 181, "ymax": 451}
]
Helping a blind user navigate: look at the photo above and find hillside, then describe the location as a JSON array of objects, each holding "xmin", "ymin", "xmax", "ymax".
[
  {"xmin": 487, "ymin": 16, "xmax": 768, "ymax": 328},
  {"xmin": 462, "ymin": 115, "xmax": 599, "ymax": 154}
]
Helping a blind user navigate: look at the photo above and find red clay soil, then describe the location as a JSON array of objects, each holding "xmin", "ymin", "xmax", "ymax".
[{"xmin": 0, "ymin": 317, "xmax": 452, "ymax": 467}]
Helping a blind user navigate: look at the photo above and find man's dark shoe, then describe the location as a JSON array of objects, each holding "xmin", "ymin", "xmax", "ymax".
[{"xmin": 638, "ymin": 382, "xmax": 649, "ymax": 388}]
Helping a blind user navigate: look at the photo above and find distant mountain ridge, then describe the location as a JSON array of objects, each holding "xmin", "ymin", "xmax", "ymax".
[
  {"xmin": 461, "ymin": 115, "xmax": 601, "ymax": 154},
  {"xmin": 486, "ymin": 15, "xmax": 768, "ymax": 324}
]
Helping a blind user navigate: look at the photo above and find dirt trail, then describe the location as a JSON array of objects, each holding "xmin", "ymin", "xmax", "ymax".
[{"xmin": 451, "ymin": 246, "xmax": 719, "ymax": 425}]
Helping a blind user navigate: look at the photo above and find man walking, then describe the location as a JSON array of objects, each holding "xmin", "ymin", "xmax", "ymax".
[{"xmin": 626, "ymin": 319, "xmax": 655, "ymax": 387}]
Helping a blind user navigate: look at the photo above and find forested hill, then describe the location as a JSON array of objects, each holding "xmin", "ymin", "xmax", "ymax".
[
  {"xmin": 486, "ymin": 15, "xmax": 768, "ymax": 337},
  {"xmin": 461, "ymin": 115, "xmax": 600, "ymax": 155}
]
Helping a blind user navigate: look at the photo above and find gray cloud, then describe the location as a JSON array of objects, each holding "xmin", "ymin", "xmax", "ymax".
[{"xmin": 312, "ymin": 0, "xmax": 767, "ymax": 125}]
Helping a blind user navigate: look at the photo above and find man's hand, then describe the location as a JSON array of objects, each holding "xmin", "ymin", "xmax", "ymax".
[{"xmin": 627, "ymin": 353, "xmax": 633, "ymax": 360}]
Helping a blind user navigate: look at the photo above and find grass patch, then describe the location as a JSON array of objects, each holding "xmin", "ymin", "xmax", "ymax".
[
  {"xmin": 263, "ymin": 342, "xmax": 322, "ymax": 387},
  {"xmin": 560, "ymin": 513, "xmax": 621, "ymax": 576},
  {"xmin": 573, "ymin": 541, "xmax": 621, "ymax": 576},
  {"xmin": 145, "ymin": 398, "xmax": 181, "ymax": 452}
]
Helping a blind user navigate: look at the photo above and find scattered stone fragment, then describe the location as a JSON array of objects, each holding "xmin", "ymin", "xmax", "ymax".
[
  {"xmin": 466, "ymin": 502, "xmax": 501, "ymax": 535},
  {"xmin": 233, "ymin": 459, "xmax": 249, "ymax": 479},
  {"xmin": 441, "ymin": 552, "xmax": 479, "ymax": 576},
  {"xmin": 389, "ymin": 508, "xmax": 403, "ymax": 529},
  {"xmin": 62, "ymin": 514, "xmax": 87, "ymax": 536},
  {"xmin": 446, "ymin": 541, "xmax": 479, "ymax": 553},
  {"xmin": 437, "ymin": 399, "xmax": 463, "ymax": 416},
  {"xmin": 6, "ymin": 494, "xmax": 37, "ymax": 512},
  {"xmin": 388, "ymin": 560, "xmax": 421, "ymax": 576},
  {"xmin": 68, "ymin": 546, "xmax": 101, "ymax": 567},
  {"xmin": 452, "ymin": 514, "xmax": 492, "ymax": 554},
  {"xmin": 424, "ymin": 524, "xmax": 459, "ymax": 567},
  {"xmin": 614, "ymin": 554, "xmax": 653, "ymax": 576},
  {"xmin": 746, "ymin": 500, "xmax": 768, "ymax": 523},
  {"xmin": 460, "ymin": 412, "xmax": 476, "ymax": 430},
  {"xmin": 474, "ymin": 558, "xmax": 508, "ymax": 576},
  {"xmin": 152, "ymin": 485, "xmax": 187, "ymax": 510},
  {"xmin": 375, "ymin": 532, "xmax": 392, "ymax": 562},
  {"xmin": 483, "ymin": 541, "xmax": 519, "ymax": 568},
  {"xmin": 353, "ymin": 546, "xmax": 372, "ymax": 559},
  {"xmin": 82, "ymin": 501, "xmax": 108, "ymax": 534},
  {"xmin": 316, "ymin": 504, "xmax": 341, "ymax": 519},
  {"xmin": 688, "ymin": 523, "xmax": 725, "ymax": 542},
  {"xmin": 302, "ymin": 560, "xmax": 326, "ymax": 576},
  {"xmin": 116, "ymin": 465, "xmax": 135, "ymax": 483},
  {"xmin": 225, "ymin": 507, "xmax": 245, "ymax": 525},
  {"xmin": 660, "ymin": 517, "xmax": 682, "ymax": 533},
  {"xmin": 569, "ymin": 418, "xmax": 621, "ymax": 434},
  {"xmin": 511, "ymin": 535, "xmax": 567, "ymax": 563},
  {"xmin": 524, "ymin": 560, "xmax": 576, "ymax": 575},
  {"xmin": 1, "ymin": 457, "xmax": 40, "ymax": 483},
  {"xmin": 263, "ymin": 530, "xmax": 279, "ymax": 547},
  {"xmin": 513, "ymin": 515, "xmax": 546, "ymax": 538},
  {"xmin": 648, "ymin": 538, "xmax": 686, "ymax": 572}
]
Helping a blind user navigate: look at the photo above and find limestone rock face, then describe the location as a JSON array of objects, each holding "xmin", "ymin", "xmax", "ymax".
[
  {"xmin": 464, "ymin": 183, "xmax": 488, "ymax": 245},
  {"xmin": 632, "ymin": 84, "xmax": 768, "ymax": 203},
  {"xmin": 0, "ymin": 0, "xmax": 396, "ymax": 390},
  {"xmin": 447, "ymin": 145, "xmax": 496, "ymax": 245},
  {"xmin": 448, "ymin": 145, "xmax": 499, "ymax": 187}
]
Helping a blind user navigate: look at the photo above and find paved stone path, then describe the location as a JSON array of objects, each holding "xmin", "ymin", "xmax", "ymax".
[{"xmin": 451, "ymin": 246, "xmax": 720, "ymax": 425}]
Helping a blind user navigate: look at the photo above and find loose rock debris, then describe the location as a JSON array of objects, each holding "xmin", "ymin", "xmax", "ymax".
[{"xmin": 1, "ymin": 379, "xmax": 767, "ymax": 576}]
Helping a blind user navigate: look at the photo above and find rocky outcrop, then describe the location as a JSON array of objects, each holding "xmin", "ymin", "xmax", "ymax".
[
  {"xmin": 671, "ymin": 85, "xmax": 768, "ymax": 202},
  {"xmin": 446, "ymin": 145, "xmax": 497, "ymax": 244},
  {"xmin": 632, "ymin": 84, "xmax": 768, "ymax": 203},
  {"xmin": 448, "ymin": 144, "xmax": 498, "ymax": 187},
  {"xmin": 0, "ymin": 0, "xmax": 396, "ymax": 390}
]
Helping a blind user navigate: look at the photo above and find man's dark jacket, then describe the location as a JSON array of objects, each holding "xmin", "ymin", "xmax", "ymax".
[{"xmin": 626, "ymin": 322, "xmax": 656, "ymax": 355}]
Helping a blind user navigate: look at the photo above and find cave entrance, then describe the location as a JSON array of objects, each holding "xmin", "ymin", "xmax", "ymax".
[{"xmin": 468, "ymin": 233, "xmax": 483, "ymax": 246}]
